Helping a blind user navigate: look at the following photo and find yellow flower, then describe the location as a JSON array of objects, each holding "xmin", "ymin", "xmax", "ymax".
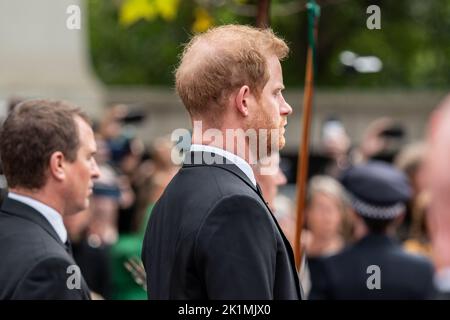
[
  {"xmin": 154, "ymin": 0, "xmax": 179, "ymax": 21},
  {"xmin": 119, "ymin": 0, "xmax": 156, "ymax": 27},
  {"xmin": 192, "ymin": 7, "xmax": 214, "ymax": 33}
]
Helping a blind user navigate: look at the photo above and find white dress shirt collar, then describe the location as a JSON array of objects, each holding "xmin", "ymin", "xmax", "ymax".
[
  {"xmin": 8, "ymin": 192, "xmax": 68, "ymax": 243},
  {"xmin": 435, "ymin": 267, "xmax": 450, "ymax": 293},
  {"xmin": 190, "ymin": 144, "xmax": 257, "ymax": 187}
]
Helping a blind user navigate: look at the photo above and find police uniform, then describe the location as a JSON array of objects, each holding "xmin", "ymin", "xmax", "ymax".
[{"xmin": 309, "ymin": 161, "xmax": 435, "ymax": 300}]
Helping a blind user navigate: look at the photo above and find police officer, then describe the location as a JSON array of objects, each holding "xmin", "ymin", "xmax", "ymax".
[{"xmin": 309, "ymin": 161, "xmax": 435, "ymax": 300}]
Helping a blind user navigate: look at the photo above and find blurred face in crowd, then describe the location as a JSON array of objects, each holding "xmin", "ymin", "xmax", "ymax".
[
  {"xmin": 63, "ymin": 117, "xmax": 100, "ymax": 215},
  {"xmin": 94, "ymin": 136, "xmax": 111, "ymax": 165},
  {"xmin": 64, "ymin": 208, "xmax": 92, "ymax": 240},
  {"xmin": 307, "ymin": 192, "xmax": 343, "ymax": 238},
  {"xmin": 426, "ymin": 101, "xmax": 450, "ymax": 196},
  {"xmin": 256, "ymin": 153, "xmax": 287, "ymax": 210},
  {"xmin": 247, "ymin": 55, "xmax": 292, "ymax": 154},
  {"xmin": 424, "ymin": 96, "xmax": 450, "ymax": 270}
]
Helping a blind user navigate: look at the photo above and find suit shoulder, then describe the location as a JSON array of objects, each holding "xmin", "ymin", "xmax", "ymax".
[
  {"xmin": 195, "ymin": 194, "xmax": 278, "ymax": 253},
  {"xmin": 23, "ymin": 255, "xmax": 76, "ymax": 277},
  {"xmin": 0, "ymin": 212, "xmax": 69, "ymax": 263},
  {"xmin": 208, "ymin": 193, "xmax": 268, "ymax": 216},
  {"xmin": 12, "ymin": 256, "xmax": 88, "ymax": 300},
  {"xmin": 199, "ymin": 194, "xmax": 275, "ymax": 239},
  {"xmin": 170, "ymin": 165, "xmax": 257, "ymax": 200}
]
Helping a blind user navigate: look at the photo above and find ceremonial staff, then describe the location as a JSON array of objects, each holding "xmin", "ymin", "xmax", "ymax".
[
  {"xmin": 256, "ymin": 0, "xmax": 271, "ymax": 28},
  {"xmin": 294, "ymin": 0, "xmax": 320, "ymax": 271}
]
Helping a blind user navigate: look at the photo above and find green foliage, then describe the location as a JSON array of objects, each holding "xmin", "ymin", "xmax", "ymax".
[{"xmin": 87, "ymin": 0, "xmax": 450, "ymax": 88}]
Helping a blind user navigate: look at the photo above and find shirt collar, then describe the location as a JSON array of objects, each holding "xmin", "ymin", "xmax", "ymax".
[
  {"xmin": 8, "ymin": 192, "xmax": 68, "ymax": 243},
  {"xmin": 190, "ymin": 144, "xmax": 257, "ymax": 187},
  {"xmin": 435, "ymin": 267, "xmax": 450, "ymax": 293}
]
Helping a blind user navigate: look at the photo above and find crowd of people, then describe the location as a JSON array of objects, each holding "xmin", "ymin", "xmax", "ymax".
[{"xmin": 0, "ymin": 24, "xmax": 449, "ymax": 300}]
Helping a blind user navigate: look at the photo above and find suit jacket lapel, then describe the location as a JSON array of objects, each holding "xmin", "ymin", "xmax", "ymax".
[{"xmin": 0, "ymin": 197, "xmax": 66, "ymax": 249}]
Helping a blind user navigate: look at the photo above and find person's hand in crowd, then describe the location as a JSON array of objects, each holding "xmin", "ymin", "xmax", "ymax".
[
  {"xmin": 124, "ymin": 257, "xmax": 147, "ymax": 291},
  {"xmin": 357, "ymin": 117, "xmax": 395, "ymax": 162},
  {"xmin": 322, "ymin": 123, "xmax": 351, "ymax": 160}
]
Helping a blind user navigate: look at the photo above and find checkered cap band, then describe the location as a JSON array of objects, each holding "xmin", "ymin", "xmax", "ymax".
[{"xmin": 349, "ymin": 193, "xmax": 405, "ymax": 219}]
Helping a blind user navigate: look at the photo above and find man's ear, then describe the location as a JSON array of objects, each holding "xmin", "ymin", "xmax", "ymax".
[
  {"xmin": 234, "ymin": 85, "xmax": 251, "ymax": 117},
  {"xmin": 49, "ymin": 151, "xmax": 66, "ymax": 182}
]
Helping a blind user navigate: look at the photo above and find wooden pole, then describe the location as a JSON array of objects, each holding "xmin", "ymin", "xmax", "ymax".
[
  {"xmin": 294, "ymin": 46, "xmax": 314, "ymax": 270},
  {"xmin": 256, "ymin": 0, "xmax": 271, "ymax": 28},
  {"xmin": 294, "ymin": 0, "xmax": 319, "ymax": 271}
]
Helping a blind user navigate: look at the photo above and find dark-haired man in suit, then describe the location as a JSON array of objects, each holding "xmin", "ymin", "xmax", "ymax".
[{"xmin": 0, "ymin": 99, "xmax": 100, "ymax": 299}]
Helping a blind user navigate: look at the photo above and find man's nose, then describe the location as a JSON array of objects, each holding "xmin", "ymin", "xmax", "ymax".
[{"xmin": 280, "ymin": 99, "xmax": 292, "ymax": 116}]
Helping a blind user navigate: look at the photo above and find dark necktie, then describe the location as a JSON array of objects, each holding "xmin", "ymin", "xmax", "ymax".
[
  {"xmin": 64, "ymin": 239, "xmax": 73, "ymax": 256},
  {"xmin": 256, "ymin": 183, "xmax": 263, "ymax": 197},
  {"xmin": 256, "ymin": 183, "xmax": 270, "ymax": 205}
]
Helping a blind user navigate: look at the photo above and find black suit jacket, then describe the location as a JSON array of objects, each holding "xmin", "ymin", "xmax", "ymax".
[
  {"xmin": 142, "ymin": 151, "xmax": 302, "ymax": 300},
  {"xmin": 435, "ymin": 290, "xmax": 450, "ymax": 300},
  {"xmin": 309, "ymin": 234, "xmax": 435, "ymax": 300},
  {"xmin": 0, "ymin": 197, "xmax": 91, "ymax": 299}
]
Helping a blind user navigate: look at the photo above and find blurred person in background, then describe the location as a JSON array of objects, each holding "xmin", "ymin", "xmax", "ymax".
[
  {"xmin": 303, "ymin": 175, "xmax": 352, "ymax": 258},
  {"xmin": 87, "ymin": 135, "xmax": 122, "ymax": 246},
  {"xmin": 115, "ymin": 137, "xmax": 144, "ymax": 234},
  {"xmin": 87, "ymin": 133, "xmax": 143, "ymax": 299},
  {"xmin": 320, "ymin": 117, "xmax": 352, "ymax": 177},
  {"xmin": 64, "ymin": 208, "xmax": 113, "ymax": 299},
  {"xmin": 109, "ymin": 136, "xmax": 179, "ymax": 300},
  {"xmin": 394, "ymin": 142, "xmax": 428, "ymax": 241},
  {"xmin": 0, "ymin": 162, "xmax": 6, "ymax": 206},
  {"xmin": 309, "ymin": 162, "xmax": 435, "ymax": 300},
  {"xmin": 303, "ymin": 175, "xmax": 352, "ymax": 299},
  {"xmin": 133, "ymin": 136, "xmax": 179, "ymax": 234},
  {"xmin": 403, "ymin": 191, "xmax": 432, "ymax": 258},
  {"xmin": 353, "ymin": 117, "xmax": 406, "ymax": 164},
  {"xmin": 318, "ymin": 116, "xmax": 405, "ymax": 178},
  {"xmin": 98, "ymin": 103, "xmax": 144, "ymax": 234},
  {"xmin": 424, "ymin": 94, "xmax": 450, "ymax": 299},
  {"xmin": 89, "ymin": 176, "xmax": 122, "ymax": 246},
  {"xmin": 99, "ymin": 104, "xmax": 130, "ymax": 165}
]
